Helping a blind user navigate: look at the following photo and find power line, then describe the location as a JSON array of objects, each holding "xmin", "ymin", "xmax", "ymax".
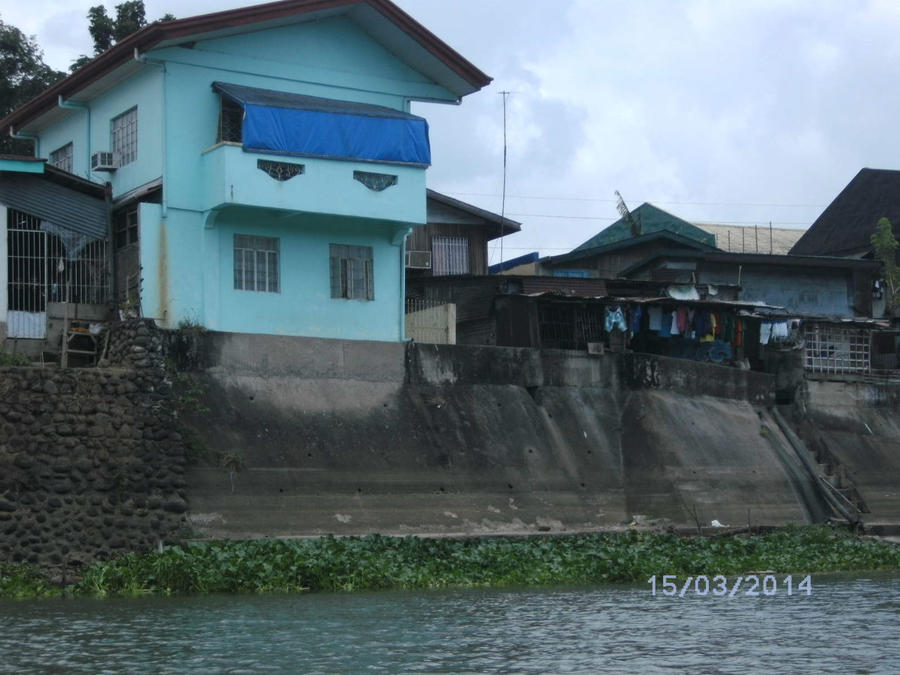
[
  {"xmin": 502, "ymin": 212, "xmax": 811, "ymax": 226},
  {"xmin": 447, "ymin": 191, "xmax": 825, "ymax": 209}
]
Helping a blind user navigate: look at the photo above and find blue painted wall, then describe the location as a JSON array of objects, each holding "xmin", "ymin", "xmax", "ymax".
[
  {"xmin": 699, "ymin": 265, "xmax": 855, "ymax": 317},
  {"xmin": 34, "ymin": 14, "xmax": 455, "ymax": 340}
]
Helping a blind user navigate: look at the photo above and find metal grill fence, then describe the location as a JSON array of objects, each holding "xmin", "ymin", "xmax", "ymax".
[
  {"xmin": 405, "ymin": 297, "xmax": 456, "ymax": 344},
  {"xmin": 803, "ymin": 324, "xmax": 871, "ymax": 375},
  {"xmin": 7, "ymin": 208, "xmax": 110, "ymax": 339}
]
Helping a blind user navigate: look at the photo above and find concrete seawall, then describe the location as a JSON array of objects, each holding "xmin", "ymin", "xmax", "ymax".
[{"xmin": 181, "ymin": 334, "xmax": 830, "ymax": 538}]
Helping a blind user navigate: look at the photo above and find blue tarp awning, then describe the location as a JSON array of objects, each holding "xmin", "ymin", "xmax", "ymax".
[{"xmin": 213, "ymin": 81, "xmax": 430, "ymax": 166}]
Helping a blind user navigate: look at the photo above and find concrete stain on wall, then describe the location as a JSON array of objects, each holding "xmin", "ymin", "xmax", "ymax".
[{"xmin": 158, "ymin": 222, "xmax": 169, "ymax": 325}]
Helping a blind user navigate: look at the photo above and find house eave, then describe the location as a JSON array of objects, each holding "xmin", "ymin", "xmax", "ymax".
[{"xmin": 0, "ymin": 0, "xmax": 492, "ymax": 135}]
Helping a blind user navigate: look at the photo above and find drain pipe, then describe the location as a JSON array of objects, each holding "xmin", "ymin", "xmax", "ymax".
[
  {"xmin": 8, "ymin": 127, "xmax": 40, "ymax": 157},
  {"xmin": 134, "ymin": 48, "xmax": 168, "ymax": 218},
  {"xmin": 58, "ymin": 96, "xmax": 91, "ymax": 179},
  {"xmin": 395, "ymin": 227, "xmax": 412, "ymax": 340}
]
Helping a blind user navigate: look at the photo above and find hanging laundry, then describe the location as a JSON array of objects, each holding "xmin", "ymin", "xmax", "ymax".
[
  {"xmin": 631, "ymin": 306, "xmax": 643, "ymax": 334},
  {"xmin": 648, "ymin": 306, "xmax": 662, "ymax": 331},
  {"xmin": 658, "ymin": 310, "xmax": 672, "ymax": 338},
  {"xmin": 772, "ymin": 322, "xmax": 789, "ymax": 339},
  {"xmin": 760, "ymin": 322, "xmax": 773, "ymax": 345},
  {"xmin": 676, "ymin": 307, "xmax": 689, "ymax": 334},
  {"xmin": 670, "ymin": 311, "xmax": 679, "ymax": 336},
  {"xmin": 605, "ymin": 305, "xmax": 627, "ymax": 332}
]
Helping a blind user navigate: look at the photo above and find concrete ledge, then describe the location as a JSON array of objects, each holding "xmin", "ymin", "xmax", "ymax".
[
  {"xmin": 407, "ymin": 342, "xmax": 619, "ymax": 388},
  {"xmin": 624, "ymin": 352, "xmax": 775, "ymax": 403},
  {"xmin": 204, "ymin": 331, "xmax": 406, "ymax": 381}
]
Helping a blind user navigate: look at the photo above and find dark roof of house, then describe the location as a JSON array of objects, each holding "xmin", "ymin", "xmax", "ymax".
[
  {"xmin": 1, "ymin": 0, "xmax": 492, "ymax": 135},
  {"xmin": 573, "ymin": 202, "xmax": 716, "ymax": 251},
  {"xmin": 426, "ymin": 189, "xmax": 521, "ymax": 239},
  {"xmin": 0, "ymin": 154, "xmax": 107, "ymax": 198},
  {"xmin": 619, "ymin": 250, "xmax": 882, "ymax": 278},
  {"xmin": 545, "ymin": 229, "xmax": 718, "ymax": 266},
  {"xmin": 790, "ymin": 168, "xmax": 900, "ymax": 256}
]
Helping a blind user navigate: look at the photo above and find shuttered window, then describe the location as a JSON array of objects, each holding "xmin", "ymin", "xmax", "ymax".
[
  {"xmin": 234, "ymin": 235, "xmax": 279, "ymax": 293},
  {"xmin": 330, "ymin": 244, "xmax": 373, "ymax": 300},
  {"xmin": 432, "ymin": 236, "xmax": 469, "ymax": 275}
]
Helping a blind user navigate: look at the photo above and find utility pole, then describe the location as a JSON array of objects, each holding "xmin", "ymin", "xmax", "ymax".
[{"xmin": 499, "ymin": 90, "xmax": 510, "ymax": 267}]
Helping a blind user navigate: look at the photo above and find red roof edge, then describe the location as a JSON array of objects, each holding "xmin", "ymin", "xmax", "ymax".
[{"xmin": 0, "ymin": 0, "xmax": 491, "ymax": 135}]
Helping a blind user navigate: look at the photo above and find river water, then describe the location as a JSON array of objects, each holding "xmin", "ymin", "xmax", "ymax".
[{"xmin": 1, "ymin": 573, "xmax": 898, "ymax": 674}]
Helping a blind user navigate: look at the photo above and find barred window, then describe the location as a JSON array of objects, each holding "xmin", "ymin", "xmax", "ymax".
[
  {"xmin": 432, "ymin": 236, "xmax": 469, "ymax": 275},
  {"xmin": 330, "ymin": 244, "xmax": 373, "ymax": 300},
  {"xmin": 234, "ymin": 235, "xmax": 279, "ymax": 293},
  {"xmin": 219, "ymin": 96, "xmax": 243, "ymax": 143},
  {"xmin": 49, "ymin": 142, "xmax": 73, "ymax": 173},
  {"xmin": 111, "ymin": 107, "xmax": 138, "ymax": 166}
]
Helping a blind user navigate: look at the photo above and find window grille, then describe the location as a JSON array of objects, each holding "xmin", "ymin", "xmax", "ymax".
[
  {"xmin": 49, "ymin": 142, "xmax": 73, "ymax": 173},
  {"xmin": 330, "ymin": 244, "xmax": 373, "ymax": 300},
  {"xmin": 803, "ymin": 324, "xmax": 871, "ymax": 375},
  {"xmin": 6, "ymin": 208, "xmax": 110, "ymax": 339},
  {"xmin": 257, "ymin": 159, "xmax": 304, "ymax": 181},
  {"xmin": 234, "ymin": 235, "xmax": 279, "ymax": 293},
  {"xmin": 219, "ymin": 97, "xmax": 243, "ymax": 143},
  {"xmin": 538, "ymin": 304, "xmax": 604, "ymax": 350},
  {"xmin": 353, "ymin": 171, "xmax": 397, "ymax": 191},
  {"xmin": 111, "ymin": 107, "xmax": 138, "ymax": 166},
  {"xmin": 432, "ymin": 236, "xmax": 469, "ymax": 275},
  {"xmin": 114, "ymin": 206, "xmax": 139, "ymax": 249}
]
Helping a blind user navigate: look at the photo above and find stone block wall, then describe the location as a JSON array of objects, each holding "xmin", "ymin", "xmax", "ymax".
[{"xmin": 0, "ymin": 319, "xmax": 187, "ymax": 575}]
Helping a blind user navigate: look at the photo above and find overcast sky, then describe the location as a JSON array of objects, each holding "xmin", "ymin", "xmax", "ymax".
[{"xmin": 4, "ymin": 0, "xmax": 900, "ymax": 262}]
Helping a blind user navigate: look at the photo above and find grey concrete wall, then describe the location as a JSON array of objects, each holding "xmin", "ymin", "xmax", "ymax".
[
  {"xmin": 181, "ymin": 333, "xmax": 817, "ymax": 539},
  {"xmin": 802, "ymin": 380, "xmax": 900, "ymax": 523}
]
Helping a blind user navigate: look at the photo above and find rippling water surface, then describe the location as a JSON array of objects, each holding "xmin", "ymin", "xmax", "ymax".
[{"xmin": 1, "ymin": 574, "xmax": 898, "ymax": 673}]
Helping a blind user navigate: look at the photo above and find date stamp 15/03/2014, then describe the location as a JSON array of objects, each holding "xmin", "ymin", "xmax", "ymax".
[{"xmin": 647, "ymin": 574, "xmax": 812, "ymax": 597}]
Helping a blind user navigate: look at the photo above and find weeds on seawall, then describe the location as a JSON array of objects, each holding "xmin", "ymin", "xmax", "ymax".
[{"xmin": 1, "ymin": 526, "xmax": 899, "ymax": 599}]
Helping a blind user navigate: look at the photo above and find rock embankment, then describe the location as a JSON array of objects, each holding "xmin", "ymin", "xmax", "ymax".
[{"xmin": 0, "ymin": 319, "xmax": 186, "ymax": 575}]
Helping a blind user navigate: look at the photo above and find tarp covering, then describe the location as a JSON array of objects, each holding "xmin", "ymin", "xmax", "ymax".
[{"xmin": 213, "ymin": 82, "xmax": 430, "ymax": 166}]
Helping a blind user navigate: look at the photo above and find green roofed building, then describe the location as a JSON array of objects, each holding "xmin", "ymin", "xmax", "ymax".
[{"xmin": 573, "ymin": 202, "xmax": 716, "ymax": 251}]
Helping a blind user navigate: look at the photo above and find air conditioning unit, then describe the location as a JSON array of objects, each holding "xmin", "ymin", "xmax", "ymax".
[
  {"xmin": 405, "ymin": 250, "xmax": 432, "ymax": 269},
  {"xmin": 91, "ymin": 151, "xmax": 116, "ymax": 172}
]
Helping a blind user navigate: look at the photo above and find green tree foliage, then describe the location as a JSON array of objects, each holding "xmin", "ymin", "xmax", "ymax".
[
  {"xmin": 0, "ymin": 20, "xmax": 64, "ymax": 154},
  {"xmin": 71, "ymin": 1, "xmax": 175, "ymax": 72},
  {"xmin": 871, "ymin": 217, "xmax": 899, "ymax": 309}
]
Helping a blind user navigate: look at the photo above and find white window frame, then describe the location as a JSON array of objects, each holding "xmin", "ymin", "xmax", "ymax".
[
  {"xmin": 330, "ymin": 244, "xmax": 374, "ymax": 300},
  {"xmin": 49, "ymin": 142, "xmax": 73, "ymax": 173},
  {"xmin": 111, "ymin": 107, "xmax": 138, "ymax": 167},
  {"xmin": 432, "ymin": 235, "xmax": 469, "ymax": 275},
  {"xmin": 234, "ymin": 234, "xmax": 280, "ymax": 293}
]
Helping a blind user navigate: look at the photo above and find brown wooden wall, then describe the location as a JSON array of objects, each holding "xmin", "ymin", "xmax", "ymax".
[{"xmin": 407, "ymin": 223, "xmax": 490, "ymax": 276}]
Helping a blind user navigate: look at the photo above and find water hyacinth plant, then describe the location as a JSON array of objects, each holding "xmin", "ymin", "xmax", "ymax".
[{"xmin": 1, "ymin": 526, "xmax": 899, "ymax": 599}]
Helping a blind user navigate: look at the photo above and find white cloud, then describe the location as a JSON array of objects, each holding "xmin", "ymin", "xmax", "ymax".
[{"xmin": 6, "ymin": 0, "xmax": 900, "ymax": 256}]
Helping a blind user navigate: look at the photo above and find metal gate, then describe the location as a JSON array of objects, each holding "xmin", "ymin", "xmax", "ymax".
[{"xmin": 8, "ymin": 223, "xmax": 48, "ymax": 339}]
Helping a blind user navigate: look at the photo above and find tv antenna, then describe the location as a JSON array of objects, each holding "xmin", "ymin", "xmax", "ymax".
[{"xmin": 615, "ymin": 190, "xmax": 641, "ymax": 236}]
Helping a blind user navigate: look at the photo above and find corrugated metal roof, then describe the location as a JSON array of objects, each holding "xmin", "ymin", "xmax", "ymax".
[
  {"xmin": 696, "ymin": 223, "xmax": 806, "ymax": 255},
  {"xmin": 0, "ymin": 172, "xmax": 107, "ymax": 239}
]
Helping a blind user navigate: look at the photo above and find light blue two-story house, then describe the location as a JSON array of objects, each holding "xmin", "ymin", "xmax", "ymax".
[{"xmin": 1, "ymin": 0, "xmax": 490, "ymax": 342}]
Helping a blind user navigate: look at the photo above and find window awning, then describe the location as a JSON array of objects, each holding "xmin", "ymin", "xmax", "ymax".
[{"xmin": 213, "ymin": 82, "xmax": 431, "ymax": 167}]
